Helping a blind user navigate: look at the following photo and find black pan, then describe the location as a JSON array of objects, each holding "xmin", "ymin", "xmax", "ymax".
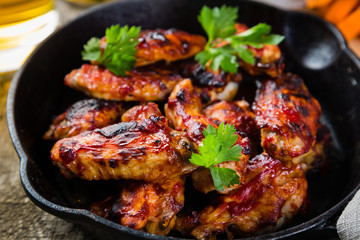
[{"xmin": 7, "ymin": 0, "xmax": 360, "ymax": 239}]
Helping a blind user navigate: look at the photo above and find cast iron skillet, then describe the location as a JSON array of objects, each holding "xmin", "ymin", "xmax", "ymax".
[{"xmin": 7, "ymin": 0, "xmax": 360, "ymax": 239}]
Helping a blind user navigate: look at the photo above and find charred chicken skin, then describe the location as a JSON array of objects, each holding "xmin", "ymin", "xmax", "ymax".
[
  {"xmin": 43, "ymin": 99, "xmax": 125, "ymax": 140},
  {"xmin": 165, "ymin": 79, "xmax": 251, "ymax": 193},
  {"xmin": 187, "ymin": 153, "xmax": 307, "ymax": 239},
  {"xmin": 91, "ymin": 176, "xmax": 185, "ymax": 235},
  {"xmin": 254, "ymin": 73, "xmax": 321, "ymax": 164},
  {"xmin": 50, "ymin": 116, "xmax": 196, "ymax": 182},
  {"xmin": 178, "ymin": 60, "xmax": 242, "ymax": 88},
  {"xmin": 64, "ymin": 64, "xmax": 183, "ymax": 101},
  {"xmin": 99, "ymin": 29, "xmax": 206, "ymax": 67}
]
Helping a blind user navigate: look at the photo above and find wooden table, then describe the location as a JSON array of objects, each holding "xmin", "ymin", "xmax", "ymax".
[{"xmin": 0, "ymin": 1, "xmax": 359, "ymax": 239}]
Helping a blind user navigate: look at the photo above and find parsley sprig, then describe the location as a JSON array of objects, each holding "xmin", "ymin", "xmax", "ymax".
[
  {"xmin": 82, "ymin": 24, "xmax": 141, "ymax": 76},
  {"xmin": 195, "ymin": 5, "xmax": 285, "ymax": 73},
  {"xmin": 190, "ymin": 122, "xmax": 243, "ymax": 191}
]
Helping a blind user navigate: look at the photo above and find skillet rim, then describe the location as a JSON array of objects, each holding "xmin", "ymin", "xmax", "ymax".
[{"xmin": 6, "ymin": 0, "xmax": 360, "ymax": 239}]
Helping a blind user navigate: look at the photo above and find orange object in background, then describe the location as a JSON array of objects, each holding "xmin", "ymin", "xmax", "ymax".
[
  {"xmin": 338, "ymin": 6, "xmax": 360, "ymax": 40},
  {"xmin": 305, "ymin": 0, "xmax": 360, "ymax": 40},
  {"xmin": 305, "ymin": 0, "xmax": 333, "ymax": 8},
  {"xmin": 325, "ymin": 0, "xmax": 359, "ymax": 23}
]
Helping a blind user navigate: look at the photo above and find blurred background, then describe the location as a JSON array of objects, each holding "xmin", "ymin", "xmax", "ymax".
[{"xmin": 0, "ymin": 0, "xmax": 359, "ymax": 239}]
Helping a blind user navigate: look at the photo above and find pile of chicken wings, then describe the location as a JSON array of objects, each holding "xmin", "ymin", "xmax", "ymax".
[{"xmin": 45, "ymin": 24, "xmax": 329, "ymax": 239}]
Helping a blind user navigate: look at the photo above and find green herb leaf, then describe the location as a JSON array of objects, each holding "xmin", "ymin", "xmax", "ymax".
[
  {"xmin": 82, "ymin": 37, "xmax": 101, "ymax": 61},
  {"xmin": 81, "ymin": 24, "xmax": 141, "ymax": 76},
  {"xmin": 209, "ymin": 167, "xmax": 240, "ymax": 191},
  {"xmin": 196, "ymin": 5, "xmax": 285, "ymax": 73},
  {"xmin": 189, "ymin": 122, "xmax": 242, "ymax": 191},
  {"xmin": 198, "ymin": 5, "xmax": 238, "ymax": 45}
]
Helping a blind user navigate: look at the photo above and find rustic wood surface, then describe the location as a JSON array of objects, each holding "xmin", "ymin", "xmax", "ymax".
[{"xmin": 0, "ymin": 1, "xmax": 359, "ymax": 239}]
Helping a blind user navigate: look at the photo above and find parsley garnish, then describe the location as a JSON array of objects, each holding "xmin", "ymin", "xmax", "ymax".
[
  {"xmin": 189, "ymin": 122, "xmax": 243, "ymax": 191},
  {"xmin": 195, "ymin": 5, "xmax": 285, "ymax": 73},
  {"xmin": 81, "ymin": 24, "xmax": 141, "ymax": 76}
]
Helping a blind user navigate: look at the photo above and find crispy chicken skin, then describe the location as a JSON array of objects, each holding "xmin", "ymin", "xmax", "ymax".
[
  {"xmin": 179, "ymin": 60, "xmax": 242, "ymax": 88},
  {"xmin": 99, "ymin": 29, "xmax": 206, "ymax": 67},
  {"xmin": 43, "ymin": 99, "xmax": 125, "ymax": 140},
  {"xmin": 203, "ymin": 100, "xmax": 260, "ymax": 156},
  {"xmin": 64, "ymin": 64, "xmax": 183, "ymax": 101},
  {"xmin": 50, "ymin": 116, "xmax": 195, "ymax": 182},
  {"xmin": 254, "ymin": 74, "xmax": 321, "ymax": 163},
  {"xmin": 165, "ymin": 79, "xmax": 251, "ymax": 193},
  {"xmin": 188, "ymin": 153, "xmax": 307, "ymax": 239},
  {"xmin": 91, "ymin": 176, "xmax": 185, "ymax": 235},
  {"xmin": 121, "ymin": 102, "xmax": 162, "ymax": 122}
]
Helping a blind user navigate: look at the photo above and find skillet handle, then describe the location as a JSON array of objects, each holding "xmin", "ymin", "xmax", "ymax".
[{"xmin": 297, "ymin": 210, "xmax": 342, "ymax": 239}]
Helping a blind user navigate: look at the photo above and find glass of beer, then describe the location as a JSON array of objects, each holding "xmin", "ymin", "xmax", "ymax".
[{"xmin": 0, "ymin": 0, "xmax": 59, "ymax": 75}]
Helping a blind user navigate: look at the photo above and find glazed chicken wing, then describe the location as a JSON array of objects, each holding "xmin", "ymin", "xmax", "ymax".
[
  {"xmin": 91, "ymin": 103, "xmax": 186, "ymax": 235},
  {"xmin": 50, "ymin": 116, "xmax": 196, "ymax": 182},
  {"xmin": 215, "ymin": 23, "xmax": 284, "ymax": 78},
  {"xmin": 43, "ymin": 99, "xmax": 125, "ymax": 140},
  {"xmin": 235, "ymin": 23, "xmax": 284, "ymax": 77},
  {"xmin": 254, "ymin": 73, "xmax": 321, "ymax": 164},
  {"xmin": 91, "ymin": 176, "xmax": 185, "ymax": 235},
  {"xmin": 98, "ymin": 29, "xmax": 205, "ymax": 67},
  {"xmin": 64, "ymin": 64, "xmax": 183, "ymax": 101},
  {"xmin": 188, "ymin": 153, "xmax": 307, "ymax": 239},
  {"xmin": 165, "ymin": 79, "xmax": 250, "ymax": 193},
  {"xmin": 99, "ymin": 29, "xmax": 206, "ymax": 67}
]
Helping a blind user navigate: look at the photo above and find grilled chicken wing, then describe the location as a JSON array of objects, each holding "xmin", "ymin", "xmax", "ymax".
[
  {"xmin": 50, "ymin": 116, "xmax": 196, "ymax": 182},
  {"xmin": 43, "ymin": 99, "xmax": 125, "ymax": 140},
  {"xmin": 91, "ymin": 103, "xmax": 186, "ymax": 235},
  {"xmin": 91, "ymin": 176, "xmax": 185, "ymax": 235},
  {"xmin": 64, "ymin": 64, "xmax": 183, "ymax": 101},
  {"xmin": 215, "ymin": 23, "xmax": 283, "ymax": 78},
  {"xmin": 165, "ymin": 79, "xmax": 250, "ymax": 193},
  {"xmin": 188, "ymin": 153, "xmax": 307, "ymax": 239},
  {"xmin": 203, "ymin": 100, "xmax": 260, "ymax": 156},
  {"xmin": 121, "ymin": 102, "xmax": 162, "ymax": 122},
  {"xmin": 254, "ymin": 73, "xmax": 321, "ymax": 164},
  {"xmin": 99, "ymin": 29, "xmax": 206, "ymax": 67},
  {"xmin": 234, "ymin": 23, "xmax": 284, "ymax": 77}
]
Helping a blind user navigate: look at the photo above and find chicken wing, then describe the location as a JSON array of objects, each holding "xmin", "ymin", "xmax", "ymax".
[
  {"xmin": 91, "ymin": 102, "xmax": 186, "ymax": 235},
  {"xmin": 43, "ymin": 99, "xmax": 125, "ymax": 140},
  {"xmin": 64, "ymin": 64, "xmax": 183, "ymax": 101},
  {"xmin": 50, "ymin": 115, "xmax": 196, "ymax": 182},
  {"xmin": 165, "ymin": 79, "xmax": 250, "ymax": 193},
  {"xmin": 91, "ymin": 176, "xmax": 185, "ymax": 235},
  {"xmin": 99, "ymin": 29, "xmax": 206, "ymax": 67},
  {"xmin": 235, "ymin": 23, "xmax": 284, "ymax": 78},
  {"xmin": 188, "ymin": 153, "xmax": 307, "ymax": 239},
  {"xmin": 254, "ymin": 73, "xmax": 321, "ymax": 164},
  {"xmin": 215, "ymin": 23, "xmax": 284, "ymax": 78}
]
